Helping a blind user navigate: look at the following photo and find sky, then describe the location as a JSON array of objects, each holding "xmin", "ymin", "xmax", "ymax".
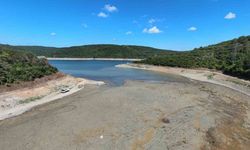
[{"xmin": 0, "ymin": 0, "xmax": 250, "ymax": 50}]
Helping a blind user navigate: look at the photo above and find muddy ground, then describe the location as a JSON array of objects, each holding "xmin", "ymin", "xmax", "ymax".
[{"xmin": 0, "ymin": 80, "xmax": 249, "ymax": 150}]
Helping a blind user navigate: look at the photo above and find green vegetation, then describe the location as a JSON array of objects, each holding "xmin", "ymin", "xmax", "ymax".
[
  {"xmin": 1, "ymin": 35, "xmax": 249, "ymax": 80},
  {"xmin": 141, "ymin": 36, "xmax": 250, "ymax": 80},
  {"xmin": 1, "ymin": 44, "xmax": 174, "ymax": 59},
  {"xmin": 207, "ymin": 73, "xmax": 215, "ymax": 80},
  {"xmin": 0, "ymin": 47, "xmax": 57, "ymax": 85}
]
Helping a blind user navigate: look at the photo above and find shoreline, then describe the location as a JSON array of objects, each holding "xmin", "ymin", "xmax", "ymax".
[
  {"xmin": 1, "ymin": 63, "xmax": 249, "ymax": 121},
  {"xmin": 0, "ymin": 75, "xmax": 104, "ymax": 121},
  {"xmin": 46, "ymin": 57, "xmax": 142, "ymax": 61},
  {"xmin": 117, "ymin": 63, "xmax": 250, "ymax": 97}
]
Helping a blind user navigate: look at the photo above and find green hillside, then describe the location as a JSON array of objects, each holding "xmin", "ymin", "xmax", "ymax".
[
  {"xmin": 1, "ymin": 44, "xmax": 174, "ymax": 59},
  {"xmin": 1, "ymin": 35, "xmax": 250, "ymax": 80},
  {"xmin": 0, "ymin": 47, "xmax": 57, "ymax": 85},
  {"xmin": 141, "ymin": 36, "xmax": 250, "ymax": 79}
]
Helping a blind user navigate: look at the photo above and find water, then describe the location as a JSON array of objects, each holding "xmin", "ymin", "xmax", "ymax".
[{"xmin": 49, "ymin": 60, "xmax": 185, "ymax": 86}]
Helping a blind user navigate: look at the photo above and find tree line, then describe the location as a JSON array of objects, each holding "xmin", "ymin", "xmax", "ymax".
[
  {"xmin": 141, "ymin": 36, "xmax": 250, "ymax": 80},
  {"xmin": 0, "ymin": 47, "xmax": 57, "ymax": 85}
]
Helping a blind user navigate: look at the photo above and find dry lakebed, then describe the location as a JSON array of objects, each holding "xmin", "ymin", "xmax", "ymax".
[{"xmin": 0, "ymin": 64, "xmax": 250, "ymax": 150}]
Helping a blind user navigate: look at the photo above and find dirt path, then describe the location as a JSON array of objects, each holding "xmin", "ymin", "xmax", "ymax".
[{"xmin": 0, "ymin": 80, "xmax": 249, "ymax": 150}]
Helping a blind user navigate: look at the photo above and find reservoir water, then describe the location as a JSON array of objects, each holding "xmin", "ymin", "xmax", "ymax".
[{"xmin": 49, "ymin": 60, "xmax": 186, "ymax": 86}]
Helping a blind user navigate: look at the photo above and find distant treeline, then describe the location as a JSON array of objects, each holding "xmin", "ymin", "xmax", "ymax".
[
  {"xmin": 0, "ymin": 44, "xmax": 174, "ymax": 59},
  {"xmin": 140, "ymin": 36, "xmax": 250, "ymax": 80},
  {"xmin": 0, "ymin": 47, "xmax": 57, "ymax": 85}
]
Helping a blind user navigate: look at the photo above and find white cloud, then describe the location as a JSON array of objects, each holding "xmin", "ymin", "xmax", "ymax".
[
  {"xmin": 148, "ymin": 18, "xmax": 165, "ymax": 25},
  {"xmin": 143, "ymin": 26, "xmax": 162, "ymax": 34},
  {"xmin": 104, "ymin": 4, "xmax": 118, "ymax": 12},
  {"xmin": 98, "ymin": 12, "xmax": 108, "ymax": 18},
  {"xmin": 50, "ymin": 32, "xmax": 56, "ymax": 36},
  {"xmin": 126, "ymin": 31, "xmax": 133, "ymax": 35},
  {"xmin": 188, "ymin": 27, "xmax": 197, "ymax": 31},
  {"xmin": 148, "ymin": 19, "xmax": 156, "ymax": 24},
  {"xmin": 224, "ymin": 12, "xmax": 236, "ymax": 19}
]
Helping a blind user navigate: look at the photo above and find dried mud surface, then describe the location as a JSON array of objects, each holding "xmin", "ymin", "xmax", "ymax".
[{"xmin": 0, "ymin": 80, "xmax": 249, "ymax": 150}]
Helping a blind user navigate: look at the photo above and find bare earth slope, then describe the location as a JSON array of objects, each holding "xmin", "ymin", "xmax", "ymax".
[
  {"xmin": 0, "ymin": 74, "xmax": 104, "ymax": 120},
  {"xmin": 0, "ymin": 79, "xmax": 249, "ymax": 150}
]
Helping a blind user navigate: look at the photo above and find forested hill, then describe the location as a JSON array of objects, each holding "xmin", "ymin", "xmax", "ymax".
[
  {"xmin": 141, "ymin": 36, "xmax": 250, "ymax": 79},
  {"xmin": 1, "ymin": 36, "xmax": 250, "ymax": 80},
  {"xmin": 0, "ymin": 44, "xmax": 174, "ymax": 59},
  {"xmin": 0, "ymin": 47, "xmax": 57, "ymax": 85}
]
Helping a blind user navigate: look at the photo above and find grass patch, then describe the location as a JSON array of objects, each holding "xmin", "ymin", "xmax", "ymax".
[{"xmin": 207, "ymin": 73, "xmax": 215, "ymax": 80}]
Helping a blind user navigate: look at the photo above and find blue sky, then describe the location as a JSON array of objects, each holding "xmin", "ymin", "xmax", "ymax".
[{"xmin": 0, "ymin": 0, "xmax": 249, "ymax": 50}]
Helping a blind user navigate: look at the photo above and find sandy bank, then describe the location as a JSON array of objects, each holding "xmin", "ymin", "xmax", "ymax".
[
  {"xmin": 0, "ymin": 75, "xmax": 104, "ymax": 120},
  {"xmin": 47, "ymin": 57, "xmax": 142, "ymax": 61},
  {"xmin": 117, "ymin": 63, "xmax": 250, "ymax": 96}
]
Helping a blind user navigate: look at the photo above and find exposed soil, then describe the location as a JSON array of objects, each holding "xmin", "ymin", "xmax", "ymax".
[
  {"xmin": 0, "ymin": 80, "xmax": 249, "ymax": 150},
  {"xmin": 0, "ymin": 74, "xmax": 104, "ymax": 120},
  {"xmin": 199, "ymin": 85, "xmax": 250, "ymax": 150},
  {"xmin": 0, "ymin": 72, "xmax": 65, "ymax": 93}
]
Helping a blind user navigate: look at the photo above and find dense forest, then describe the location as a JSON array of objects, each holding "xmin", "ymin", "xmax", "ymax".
[
  {"xmin": 141, "ymin": 36, "xmax": 250, "ymax": 79},
  {"xmin": 0, "ymin": 44, "xmax": 174, "ymax": 59},
  {"xmin": 0, "ymin": 47, "xmax": 57, "ymax": 85}
]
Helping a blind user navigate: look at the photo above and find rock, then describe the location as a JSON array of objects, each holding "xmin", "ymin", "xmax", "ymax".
[{"xmin": 162, "ymin": 117, "xmax": 170, "ymax": 124}]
